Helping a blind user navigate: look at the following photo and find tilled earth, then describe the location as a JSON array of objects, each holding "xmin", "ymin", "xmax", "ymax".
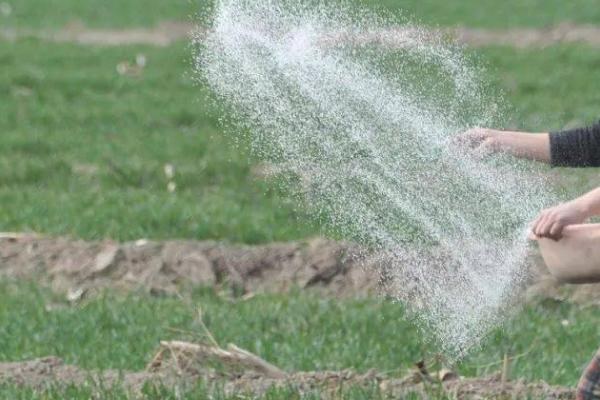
[
  {"xmin": 0, "ymin": 233, "xmax": 595, "ymax": 303},
  {"xmin": 4, "ymin": 21, "xmax": 600, "ymax": 48},
  {"xmin": 0, "ymin": 233, "xmax": 594, "ymax": 398},
  {"xmin": 0, "ymin": 356, "xmax": 574, "ymax": 399},
  {"xmin": 0, "ymin": 234, "xmax": 376, "ymax": 298}
]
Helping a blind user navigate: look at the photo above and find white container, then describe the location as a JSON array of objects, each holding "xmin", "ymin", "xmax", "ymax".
[{"xmin": 535, "ymin": 223, "xmax": 600, "ymax": 284}]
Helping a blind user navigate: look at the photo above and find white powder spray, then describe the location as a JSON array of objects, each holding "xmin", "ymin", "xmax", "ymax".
[{"xmin": 194, "ymin": 0, "xmax": 553, "ymax": 356}]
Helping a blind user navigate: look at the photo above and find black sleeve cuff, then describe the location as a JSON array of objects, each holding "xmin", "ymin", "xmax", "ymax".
[{"xmin": 550, "ymin": 121, "xmax": 600, "ymax": 167}]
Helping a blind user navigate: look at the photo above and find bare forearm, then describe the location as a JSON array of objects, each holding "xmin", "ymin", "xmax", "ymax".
[
  {"xmin": 572, "ymin": 187, "xmax": 600, "ymax": 218},
  {"xmin": 491, "ymin": 130, "xmax": 551, "ymax": 163}
]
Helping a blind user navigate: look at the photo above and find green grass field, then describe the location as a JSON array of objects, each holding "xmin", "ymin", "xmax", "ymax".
[
  {"xmin": 3, "ymin": 0, "xmax": 600, "ymax": 398},
  {"xmin": 4, "ymin": 0, "xmax": 600, "ymax": 29},
  {"xmin": 2, "ymin": 41, "xmax": 600, "ymax": 242},
  {"xmin": 0, "ymin": 40, "xmax": 316, "ymax": 243},
  {"xmin": 0, "ymin": 282, "xmax": 596, "ymax": 398}
]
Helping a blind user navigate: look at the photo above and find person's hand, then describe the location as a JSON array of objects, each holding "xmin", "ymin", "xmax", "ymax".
[
  {"xmin": 530, "ymin": 200, "xmax": 589, "ymax": 240},
  {"xmin": 454, "ymin": 128, "xmax": 502, "ymax": 156}
]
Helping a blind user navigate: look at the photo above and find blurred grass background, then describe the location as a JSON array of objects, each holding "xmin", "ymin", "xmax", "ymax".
[
  {"xmin": 0, "ymin": 282, "xmax": 595, "ymax": 385},
  {"xmin": 2, "ymin": 40, "xmax": 600, "ymax": 242},
  {"xmin": 4, "ymin": 0, "xmax": 600, "ymax": 28}
]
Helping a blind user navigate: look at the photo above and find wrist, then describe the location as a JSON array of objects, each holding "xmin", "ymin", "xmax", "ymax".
[
  {"xmin": 488, "ymin": 131, "xmax": 510, "ymax": 150},
  {"xmin": 572, "ymin": 196, "xmax": 594, "ymax": 218}
]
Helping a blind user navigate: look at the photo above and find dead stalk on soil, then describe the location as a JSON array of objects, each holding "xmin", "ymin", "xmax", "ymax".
[{"xmin": 148, "ymin": 305, "xmax": 286, "ymax": 379}]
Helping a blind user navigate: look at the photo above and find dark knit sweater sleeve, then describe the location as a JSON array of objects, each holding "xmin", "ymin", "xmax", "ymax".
[{"xmin": 550, "ymin": 121, "xmax": 600, "ymax": 167}]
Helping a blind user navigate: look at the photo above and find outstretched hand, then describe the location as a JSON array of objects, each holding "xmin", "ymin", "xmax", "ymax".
[
  {"xmin": 454, "ymin": 128, "xmax": 501, "ymax": 157},
  {"xmin": 455, "ymin": 127, "xmax": 551, "ymax": 162}
]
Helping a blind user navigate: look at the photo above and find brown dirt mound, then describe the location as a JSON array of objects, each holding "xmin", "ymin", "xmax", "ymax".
[
  {"xmin": 0, "ymin": 234, "xmax": 582, "ymax": 398},
  {"xmin": 3, "ymin": 21, "xmax": 600, "ymax": 48},
  {"xmin": 0, "ymin": 21, "xmax": 196, "ymax": 47},
  {"xmin": 0, "ymin": 356, "xmax": 572, "ymax": 399},
  {"xmin": 0, "ymin": 357, "xmax": 169, "ymax": 393},
  {"xmin": 0, "ymin": 234, "xmax": 376, "ymax": 298},
  {"xmin": 1, "ymin": 233, "xmax": 597, "ymax": 304},
  {"xmin": 455, "ymin": 22, "xmax": 600, "ymax": 48}
]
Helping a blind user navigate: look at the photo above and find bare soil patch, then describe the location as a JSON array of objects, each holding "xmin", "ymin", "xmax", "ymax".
[
  {"xmin": 0, "ymin": 21, "xmax": 196, "ymax": 47},
  {"xmin": 0, "ymin": 235, "xmax": 584, "ymax": 397},
  {"xmin": 0, "ymin": 355, "xmax": 572, "ymax": 399},
  {"xmin": 0, "ymin": 233, "xmax": 595, "ymax": 304},
  {"xmin": 455, "ymin": 22, "xmax": 600, "ymax": 48},
  {"xmin": 0, "ymin": 234, "xmax": 375, "ymax": 298},
  {"xmin": 3, "ymin": 21, "xmax": 600, "ymax": 47}
]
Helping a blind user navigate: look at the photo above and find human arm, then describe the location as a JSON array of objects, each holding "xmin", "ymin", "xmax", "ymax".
[
  {"xmin": 459, "ymin": 122, "xmax": 600, "ymax": 239},
  {"xmin": 459, "ymin": 121, "xmax": 600, "ymax": 166},
  {"xmin": 531, "ymin": 187, "xmax": 600, "ymax": 240},
  {"xmin": 458, "ymin": 128, "xmax": 550, "ymax": 162}
]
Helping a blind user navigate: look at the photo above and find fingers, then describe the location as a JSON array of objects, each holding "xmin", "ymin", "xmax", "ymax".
[
  {"xmin": 473, "ymin": 138, "xmax": 498, "ymax": 158},
  {"xmin": 530, "ymin": 211, "xmax": 546, "ymax": 237},
  {"xmin": 527, "ymin": 229, "xmax": 539, "ymax": 240},
  {"xmin": 531, "ymin": 209, "xmax": 564, "ymax": 241},
  {"xmin": 453, "ymin": 128, "xmax": 488, "ymax": 149},
  {"xmin": 548, "ymin": 221, "xmax": 564, "ymax": 241},
  {"xmin": 535, "ymin": 213, "xmax": 553, "ymax": 238},
  {"xmin": 531, "ymin": 210, "xmax": 551, "ymax": 237},
  {"xmin": 454, "ymin": 128, "xmax": 504, "ymax": 161}
]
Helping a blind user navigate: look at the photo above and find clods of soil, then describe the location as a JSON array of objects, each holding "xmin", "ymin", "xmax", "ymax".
[
  {"xmin": 0, "ymin": 234, "xmax": 376, "ymax": 298},
  {"xmin": 0, "ymin": 356, "xmax": 573, "ymax": 399},
  {"xmin": 1, "ymin": 234, "xmax": 597, "ymax": 304}
]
